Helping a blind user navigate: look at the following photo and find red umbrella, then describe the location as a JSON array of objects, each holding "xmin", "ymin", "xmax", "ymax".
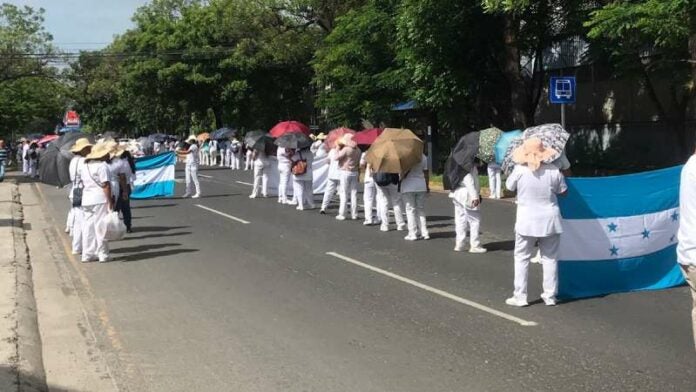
[
  {"xmin": 325, "ymin": 127, "xmax": 356, "ymax": 149},
  {"xmin": 354, "ymin": 128, "xmax": 383, "ymax": 146},
  {"xmin": 269, "ymin": 121, "xmax": 310, "ymax": 138},
  {"xmin": 37, "ymin": 134, "xmax": 59, "ymax": 145}
]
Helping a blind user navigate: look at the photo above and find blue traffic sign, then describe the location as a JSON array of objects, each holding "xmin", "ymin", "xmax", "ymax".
[{"xmin": 549, "ymin": 76, "xmax": 576, "ymax": 104}]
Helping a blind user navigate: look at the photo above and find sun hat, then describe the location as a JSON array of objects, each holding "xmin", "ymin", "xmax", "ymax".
[
  {"xmin": 186, "ymin": 135, "xmax": 197, "ymax": 143},
  {"xmin": 70, "ymin": 138, "xmax": 94, "ymax": 153},
  {"xmin": 86, "ymin": 142, "xmax": 113, "ymax": 160},
  {"xmin": 312, "ymin": 132, "xmax": 327, "ymax": 141},
  {"xmin": 511, "ymin": 137, "xmax": 559, "ymax": 171},
  {"xmin": 338, "ymin": 133, "xmax": 357, "ymax": 148}
]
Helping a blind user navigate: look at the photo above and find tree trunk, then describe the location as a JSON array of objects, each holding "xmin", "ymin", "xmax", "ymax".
[{"xmin": 500, "ymin": 14, "xmax": 529, "ymax": 129}]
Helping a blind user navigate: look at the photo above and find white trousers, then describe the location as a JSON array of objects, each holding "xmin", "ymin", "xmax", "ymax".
[
  {"xmin": 293, "ymin": 179, "xmax": 315, "ymax": 209},
  {"xmin": 70, "ymin": 207, "xmax": 84, "ymax": 253},
  {"xmin": 22, "ymin": 158, "xmax": 29, "ymax": 174},
  {"xmin": 488, "ymin": 166, "xmax": 502, "ymax": 199},
  {"xmin": 376, "ymin": 184, "xmax": 405, "ymax": 229},
  {"xmin": 81, "ymin": 203, "xmax": 109, "ymax": 261},
  {"xmin": 513, "ymin": 233, "xmax": 560, "ymax": 302},
  {"xmin": 245, "ymin": 152, "xmax": 253, "ymax": 170},
  {"xmin": 185, "ymin": 164, "xmax": 201, "ymax": 195},
  {"xmin": 232, "ymin": 153, "xmax": 242, "ymax": 170},
  {"xmin": 251, "ymin": 165, "xmax": 268, "ymax": 197},
  {"xmin": 220, "ymin": 149, "xmax": 228, "ymax": 167},
  {"xmin": 338, "ymin": 171, "xmax": 359, "ymax": 219},
  {"xmin": 28, "ymin": 159, "xmax": 37, "ymax": 177},
  {"xmin": 321, "ymin": 179, "xmax": 340, "ymax": 210},
  {"xmin": 278, "ymin": 168, "xmax": 291, "ymax": 202},
  {"xmin": 363, "ymin": 181, "xmax": 381, "ymax": 223},
  {"xmin": 453, "ymin": 197, "xmax": 481, "ymax": 249},
  {"xmin": 402, "ymin": 192, "xmax": 429, "ymax": 238}
]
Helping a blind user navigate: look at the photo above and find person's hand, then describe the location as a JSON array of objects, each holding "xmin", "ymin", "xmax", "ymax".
[{"xmin": 471, "ymin": 198, "xmax": 480, "ymax": 208}]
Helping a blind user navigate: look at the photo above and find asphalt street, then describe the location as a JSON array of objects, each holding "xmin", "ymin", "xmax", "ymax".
[{"xmin": 32, "ymin": 165, "xmax": 696, "ymax": 392}]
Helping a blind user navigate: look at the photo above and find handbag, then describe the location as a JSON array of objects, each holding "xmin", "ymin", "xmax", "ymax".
[
  {"xmin": 291, "ymin": 151, "xmax": 308, "ymax": 176},
  {"xmin": 71, "ymin": 162, "xmax": 83, "ymax": 208}
]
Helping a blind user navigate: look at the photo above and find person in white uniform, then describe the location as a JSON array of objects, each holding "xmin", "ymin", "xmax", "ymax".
[
  {"xmin": 68, "ymin": 138, "xmax": 93, "ymax": 255},
  {"xmin": 400, "ymin": 154, "xmax": 430, "ymax": 241},
  {"xmin": 291, "ymin": 147, "xmax": 315, "ymax": 210},
  {"xmin": 375, "ymin": 173, "xmax": 406, "ymax": 232},
  {"xmin": 505, "ymin": 138, "xmax": 567, "ymax": 307},
  {"xmin": 249, "ymin": 148, "xmax": 269, "ymax": 198},
  {"xmin": 244, "ymin": 146, "xmax": 253, "ymax": 171},
  {"xmin": 177, "ymin": 136, "xmax": 201, "ymax": 198},
  {"xmin": 79, "ymin": 143, "xmax": 114, "ymax": 263},
  {"xmin": 487, "ymin": 161, "xmax": 502, "ymax": 199},
  {"xmin": 230, "ymin": 137, "xmax": 243, "ymax": 170},
  {"xmin": 678, "ymin": 150, "xmax": 696, "ymax": 350},
  {"xmin": 27, "ymin": 142, "xmax": 38, "ymax": 178},
  {"xmin": 320, "ymin": 146, "xmax": 340, "ymax": 214},
  {"xmin": 334, "ymin": 134, "xmax": 361, "ymax": 221},
  {"xmin": 21, "ymin": 140, "xmax": 30, "ymax": 175},
  {"xmin": 310, "ymin": 133, "xmax": 327, "ymax": 156},
  {"xmin": 277, "ymin": 146, "xmax": 293, "ymax": 204},
  {"xmin": 360, "ymin": 150, "xmax": 381, "ymax": 226},
  {"xmin": 209, "ymin": 139, "xmax": 219, "ymax": 166},
  {"xmin": 452, "ymin": 164, "xmax": 487, "ymax": 253}
]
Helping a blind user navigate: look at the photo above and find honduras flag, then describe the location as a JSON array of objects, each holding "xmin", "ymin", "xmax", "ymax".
[
  {"xmin": 558, "ymin": 166, "xmax": 686, "ymax": 299},
  {"xmin": 131, "ymin": 152, "xmax": 176, "ymax": 199}
]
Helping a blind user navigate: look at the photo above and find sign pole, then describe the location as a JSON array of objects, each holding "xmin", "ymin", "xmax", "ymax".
[
  {"xmin": 561, "ymin": 104, "xmax": 566, "ymax": 129},
  {"xmin": 427, "ymin": 125, "xmax": 433, "ymax": 172}
]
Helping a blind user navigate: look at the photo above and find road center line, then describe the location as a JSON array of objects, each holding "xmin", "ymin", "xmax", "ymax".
[
  {"xmin": 199, "ymin": 174, "xmax": 214, "ymax": 179},
  {"xmin": 236, "ymin": 181, "xmax": 253, "ymax": 186},
  {"xmin": 325, "ymin": 252, "xmax": 538, "ymax": 327},
  {"xmin": 195, "ymin": 204, "xmax": 251, "ymax": 224}
]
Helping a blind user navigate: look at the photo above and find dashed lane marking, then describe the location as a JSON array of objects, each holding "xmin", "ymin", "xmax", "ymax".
[{"xmin": 195, "ymin": 204, "xmax": 251, "ymax": 224}]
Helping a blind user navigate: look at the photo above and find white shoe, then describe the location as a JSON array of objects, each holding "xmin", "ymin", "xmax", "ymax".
[
  {"xmin": 192, "ymin": 194, "xmax": 200, "ymax": 199},
  {"xmin": 98, "ymin": 255, "xmax": 110, "ymax": 263},
  {"xmin": 454, "ymin": 244, "xmax": 464, "ymax": 252},
  {"xmin": 296, "ymin": 206, "xmax": 304, "ymax": 211},
  {"xmin": 505, "ymin": 297, "xmax": 529, "ymax": 307},
  {"xmin": 380, "ymin": 225, "xmax": 389, "ymax": 232},
  {"xmin": 543, "ymin": 297, "xmax": 557, "ymax": 306},
  {"xmin": 404, "ymin": 235, "xmax": 418, "ymax": 241},
  {"xmin": 182, "ymin": 193, "xmax": 191, "ymax": 198},
  {"xmin": 396, "ymin": 224, "xmax": 406, "ymax": 231},
  {"xmin": 469, "ymin": 246, "xmax": 488, "ymax": 254},
  {"xmin": 363, "ymin": 221, "xmax": 373, "ymax": 226},
  {"xmin": 421, "ymin": 233, "xmax": 430, "ymax": 240},
  {"xmin": 335, "ymin": 215, "xmax": 346, "ymax": 221},
  {"xmin": 81, "ymin": 257, "xmax": 96, "ymax": 263},
  {"xmin": 249, "ymin": 194, "xmax": 257, "ymax": 199},
  {"xmin": 286, "ymin": 200, "xmax": 298, "ymax": 206}
]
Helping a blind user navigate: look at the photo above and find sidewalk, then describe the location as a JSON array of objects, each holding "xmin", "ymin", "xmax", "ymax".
[{"xmin": 0, "ymin": 178, "xmax": 46, "ymax": 392}]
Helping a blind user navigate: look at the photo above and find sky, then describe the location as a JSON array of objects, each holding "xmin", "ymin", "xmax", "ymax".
[{"xmin": 9, "ymin": 0, "xmax": 150, "ymax": 51}]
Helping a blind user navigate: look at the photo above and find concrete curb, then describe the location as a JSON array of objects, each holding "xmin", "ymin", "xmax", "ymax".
[{"xmin": 10, "ymin": 183, "xmax": 47, "ymax": 392}]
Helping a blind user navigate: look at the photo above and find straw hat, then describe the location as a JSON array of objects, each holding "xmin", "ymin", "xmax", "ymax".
[
  {"xmin": 338, "ymin": 133, "xmax": 357, "ymax": 148},
  {"xmin": 112, "ymin": 146, "xmax": 127, "ymax": 158},
  {"xmin": 86, "ymin": 142, "xmax": 113, "ymax": 160},
  {"xmin": 186, "ymin": 135, "xmax": 197, "ymax": 143},
  {"xmin": 312, "ymin": 132, "xmax": 327, "ymax": 141},
  {"xmin": 511, "ymin": 137, "xmax": 558, "ymax": 171},
  {"xmin": 70, "ymin": 138, "xmax": 93, "ymax": 153}
]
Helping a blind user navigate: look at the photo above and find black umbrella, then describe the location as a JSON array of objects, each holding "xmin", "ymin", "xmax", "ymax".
[
  {"xmin": 211, "ymin": 127, "xmax": 236, "ymax": 140},
  {"xmin": 274, "ymin": 132, "xmax": 313, "ymax": 150},
  {"xmin": 38, "ymin": 132, "xmax": 96, "ymax": 187},
  {"xmin": 244, "ymin": 131, "xmax": 273, "ymax": 151},
  {"xmin": 149, "ymin": 133, "xmax": 168, "ymax": 143},
  {"xmin": 443, "ymin": 132, "xmax": 480, "ymax": 191}
]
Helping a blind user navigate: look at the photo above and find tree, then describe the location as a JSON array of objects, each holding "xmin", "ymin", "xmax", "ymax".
[{"xmin": 586, "ymin": 0, "xmax": 696, "ymax": 157}]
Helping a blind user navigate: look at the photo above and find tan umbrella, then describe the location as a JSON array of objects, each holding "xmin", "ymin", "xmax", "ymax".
[
  {"xmin": 197, "ymin": 132, "xmax": 210, "ymax": 142},
  {"xmin": 365, "ymin": 128, "xmax": 424, "ymax": 175}
]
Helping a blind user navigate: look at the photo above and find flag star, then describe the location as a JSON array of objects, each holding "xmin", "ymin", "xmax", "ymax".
[
  {"xmin": 607, "ymin": 222, "xmax": 618, "ymax": 232},
  {"xmin": 641, "ymin": 229, "xmax": 651, "ymax": 239},
  {"xmin": 671, "ymin": 211, "xmax": 680, "ymax": 222},
  {"xmin": 609, "ymin": 245, "xmax": 619, "ymax": 256}
]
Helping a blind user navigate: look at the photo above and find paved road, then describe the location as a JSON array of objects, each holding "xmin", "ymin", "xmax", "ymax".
[{"xmin": 31, "ymin": 165, "xmax": 695, "ymax": 391}]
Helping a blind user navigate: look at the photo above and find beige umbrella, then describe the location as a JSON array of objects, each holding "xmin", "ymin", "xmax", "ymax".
[{"xmin": 365, "ymin": 128, "xmax": 424, "ymax": 175}]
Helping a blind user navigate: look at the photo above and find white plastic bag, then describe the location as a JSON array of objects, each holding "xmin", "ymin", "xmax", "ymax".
[{"xmin": 101, "ymin": 211, "xmax": 126, "ymax": 241}]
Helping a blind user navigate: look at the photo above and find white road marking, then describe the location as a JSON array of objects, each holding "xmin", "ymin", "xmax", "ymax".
[
  {"xmin": 199, "ymin": 174, "xmax": 214, "ymax": 179},
  {"xmin": 174, "ymin": 179, "xmax": 185, "ymax": 183},
  {"xmin": 236, "ymin": 181, "xmax": 253, "ymax": 186},
  {"xmin": 195, "ymin": 204, "xmax": 251, "ymax": 224},
  {"xmin": 325, "ymin": 252, "xmax": 538, "ymax": 327}
]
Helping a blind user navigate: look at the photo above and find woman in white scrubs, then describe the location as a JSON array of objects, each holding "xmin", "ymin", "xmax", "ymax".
[
  {"xmin": 79, "ymin": 143, "xmax": 114, "ymax": 263},
  {"xmin": 399, "ymin": 154, "xmax": 430, "ymax": 241}
]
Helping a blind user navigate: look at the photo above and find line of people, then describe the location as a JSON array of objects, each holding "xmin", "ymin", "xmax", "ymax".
[{"xmin": 197, "ymin": 137, "xmax": 249, "ymax": 170}]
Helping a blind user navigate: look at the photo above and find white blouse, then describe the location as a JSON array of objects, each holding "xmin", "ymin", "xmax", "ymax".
[{"xmin": 506, "ymin": 164, "xmax": 567, "ymax": 237}]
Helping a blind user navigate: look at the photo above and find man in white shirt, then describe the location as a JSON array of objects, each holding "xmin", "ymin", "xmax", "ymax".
[
  {"xmin": 505, "ymin": 138, "xmax": 567, "ymax": 307},
  {"xmin": 177, "ymin": 136, "xmax": 201, "ymax": 198},
  {"xmin": 678, "ymin": 152, "xmax": 696, "ymax": 350}
]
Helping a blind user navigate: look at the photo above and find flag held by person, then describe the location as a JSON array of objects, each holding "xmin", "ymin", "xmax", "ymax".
[{"xmin": 131, "ymin": 152, "xmax": 176, "ymax": 199}]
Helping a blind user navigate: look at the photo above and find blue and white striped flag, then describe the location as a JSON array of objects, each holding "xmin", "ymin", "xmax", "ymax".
[
  {"xmin": 558, "ymin": 166, "xmax": 686, "ymax": 299},
  {"xmin": 131, "ymin": 152, "xmax": 176, "ymax": 199}
]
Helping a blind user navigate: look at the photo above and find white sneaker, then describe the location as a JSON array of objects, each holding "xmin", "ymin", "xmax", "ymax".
[
  {"xmin": 286, "ymin": 200, "xmax": 298, "ymax": 206},
  {"xmin": 98, "ymin": 256, "xmax": 110, "ymax": 263},
  {"xmin": 505, "ymin": 297, "xmax": 529, "ymax": 307},
  {"xmin": 396, "ymin": 224, "xmax": 406, "ymax": 231},
  {"xmin": 249, "ymin": 194, "xmax": 257, "ymax": 199},
  {"xmin": 421, "ymin": 233, "xmax": 430, "ymax": 240},
  {"xmin": 296, "ymin": 206, "xmax": 304, "ymax": 211},
  {"xmin": 404, "ymin": 235, "xmax": 418, "ymax": 241},
  {"xmin": 182, "ymin": 193, "xmax": 191, "ymax": 198},
  {"xmin": 454, "ymin": 242, "xmax": 464, "ymax": 252},
  {"xmin": 543, "ymin": 297, "xmax": 557, "ymax": 306},
  {"xmin": 363, "ymin": 221, "xmax": 373, "ymax": 226},
  {"xmin": 380, "ymin": 225, "xmax": 389, "ymax": 232},
  {"xmin": 335, "ymin": 215, "xmax": 346, "ymax": 221},
  {"xmin": 469, "ymin": 247, "xmax": 488, "ymax": 254},
  {"xmin": 192, "ymin": 194, "xmax": 200, "ymax": 199}
]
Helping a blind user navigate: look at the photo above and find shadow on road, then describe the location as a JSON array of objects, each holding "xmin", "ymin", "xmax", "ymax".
[
  {"xmin": 428, "ymin": 231, "xmax": 456, "ymax": 239},
  {"xmin": 426, "ymin": 215, "xmax": 453, "ymax": 222},
  {"xmin": 132, "ymin": 226, "xmax": 189, "ymax": 233},
  {"xmin": 120, "ymin": 232, "xmax": 192, "ymax": 241},
  {"xmin": 110, "ymin": 243, "xmax": 181, "ymax": 254},
  {"xmin": 131, "ymin": 203, "xmax": 177, "ymax": 209},
  {"xmin": 120, "ymin": 248, "xmax": 199, "ymax": 262},
  {"xmin": 484, "ymin": 240, "xmax": 515, "ymax": 251}
]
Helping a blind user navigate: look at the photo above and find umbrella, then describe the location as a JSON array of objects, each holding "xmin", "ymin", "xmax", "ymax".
[
  {"xmin": 269, "ymin": 121, "xmax": 310, "ymax": 138},
  {"xmin": 365, "ymin": 128, "xmax": 424, "ymax": 176},
  {"xmin": 197, "ymin": 132, "xmax": 210, "ymax": 142},
  {"xmin": 501, "ymin": 123, "xmax": 569, "ymax": 174},
  {"xmin": 138, "ymin": 136, "xmax": 152, "ymax": 150},
  {"xmin": 354, "ymin": 128, "xmax": 383, "ymax": 145},
  {"xmin": 211, "ymin": 127, "xmax": 236, "ymax": 140},
  {"xmin": 274, "ymin": 132, "xmax": 313, "ymax": 150},
  {"xmin": 25, "ymin": 133, "xmax": 42, "ymax": 141},
  {"xmin": 494, "ymin": 130, "xmax": 523, "ymax": 165},
  {"xmin": 325, "ymin": 127, "xmax": 356, "ymax": 149},
  {"xmin": 149, "ymin": 133, "xmax": 168, "ymax": 143},
  {"xmin": 101, "ymin": 131, "xmax": 120, "ymax": 140},
  {"xmin": 37, "ymin": 134, "xmax": 59, "ymax": 145},
  {"xmin": 476, "ymin": 127, "xmax": 502, "ymax": 163},
  {"xmin": 244, "ymin": 131, "xmax": 273, "ymax": 151},
  {"xmin": 58, "ymin": 127, "xmax": 82, "ymax": 134},
  {"xmin": 38, "ymin": 132, "xmax": 96, "ymax": 187},
  {"xmin": 443, "ymin": 132, "xmax": 480, "ymax": 191}
]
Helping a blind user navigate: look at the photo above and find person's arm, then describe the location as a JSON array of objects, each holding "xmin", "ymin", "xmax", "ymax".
[
  {"xmin": 556, "ymin": 171, "xmax": 569, "ymax": 197},
  {"xmin": 463, "ymin": 173, "xmax": 479, "ymax": 206},
  {"xmin": 505, "ymin": 167, "xmax": 520, "ymax": 192}
]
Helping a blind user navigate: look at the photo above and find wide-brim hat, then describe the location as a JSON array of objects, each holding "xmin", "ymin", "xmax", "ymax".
[
  {"xmin": 338, "ymin": 133, "xmax": 357, "ymax": 148},
  {"xmin": 512, "ymin": 137, "xmax": 558, "ymax": 171},
  {"xmin": 112, "ymin": 146, "xmax": 127, "ymax": 158},
  {"xmin": 312, "ymin": 132, "xmax": 327, "ymax": 141},
  {"xmin": 86, "ymin": 142, "xmax": 113, "ymax": 160},
  {"xmin": 70, "ymin": 138, "xmax": 93, "ymax": 153},
  {"xmin": 186, "ymin": 135, "xmax": 197, "ymax": 143}
]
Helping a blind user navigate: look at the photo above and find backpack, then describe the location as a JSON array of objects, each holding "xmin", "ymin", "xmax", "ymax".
[
  {"xmin": 291, "ymin": 151, "xmax": 308, "ymax": 176},
  {"xmin": 374, "ymin": 172, "xmax": 399, "ymax": 187},
  {"xmin": 231, "ymin": 143, "xmax": 240, "ymax": 154}
]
